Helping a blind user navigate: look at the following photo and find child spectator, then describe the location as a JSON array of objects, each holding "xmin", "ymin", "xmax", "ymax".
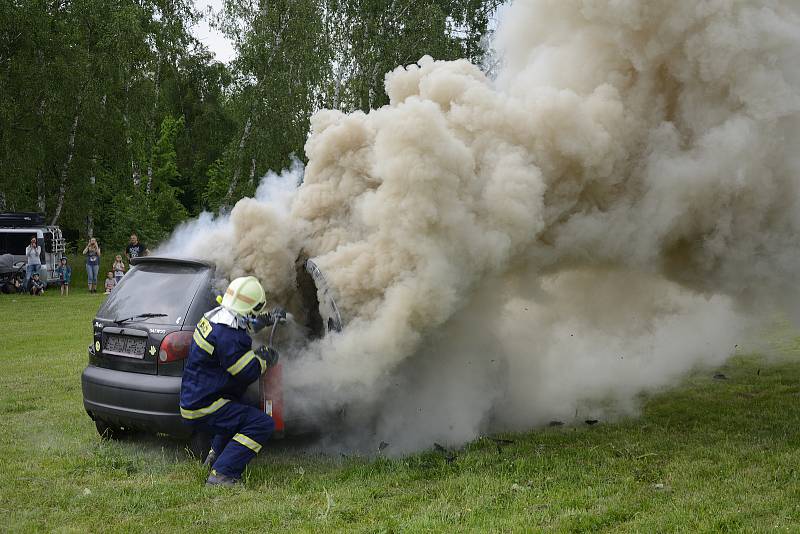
[
  {"xmin": 29, "ymin": 272, "xmax": 45, "ymax": 296},
  {"xmin": 104, "ymin": 271, "xmax": 116, "ymax": 294},
  {"xmin": 55, "ymin": 257, "xmax": 72, "ymax": 296},
  {"xmin": 13, "ymin": 272, "xmax": 24, "ymax": 293},
  {"xmin": 112, "ymin": 255, "xmax": 126, "ymax": 284}
]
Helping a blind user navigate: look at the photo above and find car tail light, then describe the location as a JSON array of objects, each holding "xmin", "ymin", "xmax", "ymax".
[{"xmin": 159, "ymin": 331, "xmax": 193, "ymax": 363}]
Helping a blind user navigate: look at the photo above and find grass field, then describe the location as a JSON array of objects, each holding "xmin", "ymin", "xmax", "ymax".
[{"xmin": 2, "ymin": 289, "xmax": 800, "ymax": 532}]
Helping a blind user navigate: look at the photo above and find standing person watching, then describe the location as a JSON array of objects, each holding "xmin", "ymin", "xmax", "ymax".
[
  {"xmin": 83, "ymin": 237, "xmax": 101, "ymax": 293},
  {"xmin": 24, "ymin": 236, "xmax": 42, "ymax": 290},
  {"xmin": 125, "ymin": 233, "xmax": 149, "ymax": 262}
]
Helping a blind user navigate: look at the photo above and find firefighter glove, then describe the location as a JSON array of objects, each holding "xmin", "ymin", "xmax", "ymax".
[
  {"xmin": 247, "ymin": 314, "xmax": 270, "ymax": 333},
  {"xmin": 255, "ymin": 345, "xmax": 279, "ymax": 368}
]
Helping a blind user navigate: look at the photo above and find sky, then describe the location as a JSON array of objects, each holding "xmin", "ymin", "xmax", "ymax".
[
  {"xmin": 192, "ymin": 0, "xmax": 236, "ymax": 63},
  {"xmin": 189, "ymin": 0, "xmax": 512, "ymax": 65}
]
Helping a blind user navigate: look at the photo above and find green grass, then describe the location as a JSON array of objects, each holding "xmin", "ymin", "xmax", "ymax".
[{"xmin": 2, "ymin": 291, "xmax": 800, "ymax": 532}]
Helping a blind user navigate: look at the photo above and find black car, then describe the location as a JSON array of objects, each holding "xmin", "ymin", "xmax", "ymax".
[{"xmin": 81, "ymin": 256, "xmax": 342, "ymax": 452}]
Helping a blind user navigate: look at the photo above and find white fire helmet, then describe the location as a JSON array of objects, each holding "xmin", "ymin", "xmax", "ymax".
[{"xmin": 220, "ymin": 276, "xmax": 267, "ymax": 316}]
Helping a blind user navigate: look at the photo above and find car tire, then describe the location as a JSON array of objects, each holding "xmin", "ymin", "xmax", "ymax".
[
  {"xmin": 188, "ymin": 431, "xmax": 212, "ymax": 462},
  {"xmin": 94, "ymin": 419, "xmax": 134, "ymax": 440}
]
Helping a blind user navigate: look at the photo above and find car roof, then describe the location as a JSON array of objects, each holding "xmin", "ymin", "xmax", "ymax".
[{"xmin": 129, "ymin": 256, "xmax": 215, "ymax": 269}]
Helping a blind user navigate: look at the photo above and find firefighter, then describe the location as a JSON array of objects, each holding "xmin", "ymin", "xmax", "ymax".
[{"xmin": 180, "ymin": 276, "xmax": 283, "ymax": 487}]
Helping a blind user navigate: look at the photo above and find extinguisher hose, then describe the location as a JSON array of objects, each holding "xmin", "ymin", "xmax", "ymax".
[{"xmin": 268, "ymin": 319, "xmax": 279, "ymax": 349}]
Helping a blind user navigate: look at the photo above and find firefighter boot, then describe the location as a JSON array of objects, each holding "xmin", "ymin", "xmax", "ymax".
[{"xmin": 206, "ymin": 469, "xmax": 240, "ymax": 487}]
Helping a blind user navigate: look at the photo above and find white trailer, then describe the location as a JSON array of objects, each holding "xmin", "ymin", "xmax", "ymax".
[{"xmin": 0, "ymin": 213, "xmax": 66, "ymax": 285}]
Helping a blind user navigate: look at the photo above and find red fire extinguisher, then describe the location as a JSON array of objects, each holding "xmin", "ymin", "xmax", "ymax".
[{"xmin": 260, "ymin": 361, "xmax": 284, "ymax": 437}]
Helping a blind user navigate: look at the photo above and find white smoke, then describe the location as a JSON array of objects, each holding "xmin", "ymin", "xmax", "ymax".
[{"xmin": 170, "ymin": 0, "xmax": 800, "ymax": 453}]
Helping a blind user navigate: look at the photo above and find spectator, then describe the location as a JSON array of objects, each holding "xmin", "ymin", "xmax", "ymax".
[
  {"xmin": 112, "ymin": 255, "xmax": 126, "ymax": 284},
  {"xmin": 55, "ymin": 257, "xmax": 72, "ymax": 296},
  {"xmin": 125, "ymin": 233, "xmax": 149, "ymax": 262},
  {"xmin": 25, "ymin": 236, "xmax": 42, "ymax": 289},
  {"xmin": 13, "ymin": 272, "xmax": 24, "ymax": 293},
  {"xmin": 29, "ymin": 272, "xmax": 45, "ymax": 296},
  {"xmin": 104, "ymin": 271, "xmax": 116, "ymax": 294},
  {"xmin": 83, "ymin": 237, "xmax": 101, "ymax": 293}
]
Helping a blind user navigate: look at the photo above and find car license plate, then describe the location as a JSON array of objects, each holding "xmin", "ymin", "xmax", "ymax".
[{"xmin": 105, "ymin": 334, "xmax": 147, "ymax": 359}]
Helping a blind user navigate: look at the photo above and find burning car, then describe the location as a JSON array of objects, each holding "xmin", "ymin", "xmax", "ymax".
[{"xmin": 80, "ymin": 256, "xmax": 341, "ymax": 457}]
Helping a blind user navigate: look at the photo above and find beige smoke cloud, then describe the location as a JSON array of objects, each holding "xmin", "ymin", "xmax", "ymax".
[{"xmin": 169, "ymin": 0, "xmax": 800, "ymax": 451}]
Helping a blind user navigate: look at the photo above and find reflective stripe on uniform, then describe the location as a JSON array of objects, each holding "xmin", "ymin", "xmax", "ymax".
[
  {"xmin": 257, "ymin": 356, "xmax": 266, "ymax": 375},
  {"xmin": 227, "ymin": 350, "xmax": 256, "ymax": 376},
  {"xmin": 232, "ymin": 433, "xmax": 262, "ymax": 453},
  {"xmin": 180, "ymin": 398, "xmax": 230, "ymax": 420},
  {"xmin": 193, "ymin": 329, "xmax": 215, "ymax": 355}
]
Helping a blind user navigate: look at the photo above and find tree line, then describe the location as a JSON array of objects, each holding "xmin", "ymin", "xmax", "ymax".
[{"xmin": 0, "ymin": 0, "xmax": 505, "ymax": 250}]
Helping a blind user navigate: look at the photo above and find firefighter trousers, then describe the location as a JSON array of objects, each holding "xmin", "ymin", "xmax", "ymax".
[{"xmin": 189, "ymin": 401, "xmax": 274, "ymax": 479}]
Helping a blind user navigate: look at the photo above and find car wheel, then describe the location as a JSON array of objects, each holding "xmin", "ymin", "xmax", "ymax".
[
  {"xmin": 94, "ymin": 419, "xmax": 133, "ymax": 440},
  {"xmin": 187, "ymin": 431, "xmax": 212, "ymax": 462}
]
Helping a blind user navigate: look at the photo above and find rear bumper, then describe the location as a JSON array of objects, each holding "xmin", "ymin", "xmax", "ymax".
[
  {"xmin": 81, "ymin": 365, "xmax": 188, "ymax": 436},
  {"xmin": 81, "ymin": 365, "xmax": 307, "ymax": 439}
]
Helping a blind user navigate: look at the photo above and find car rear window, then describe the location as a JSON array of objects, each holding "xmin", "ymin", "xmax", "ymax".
[{"xmin": 97, "ymin": 263, "xmax": 209, "ymax": 326}]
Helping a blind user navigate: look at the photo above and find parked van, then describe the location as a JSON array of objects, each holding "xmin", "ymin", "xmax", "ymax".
[{"xmin": 0, "ymin": 212, "xmax": 66, "ymax": 284}]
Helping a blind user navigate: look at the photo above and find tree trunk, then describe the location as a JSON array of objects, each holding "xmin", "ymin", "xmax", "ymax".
[
  {"xmin": 51, "ymin": 109, "xmax": 81, "ymax": 226},
  {"xmin": 87, "ymin": 96, "xmax": 105, "ymax": 236},
  {"xmin": 249, "ymin": 157, "xmax": 257, "ymax": 187},
  {"xmin": 146, "ymin": 61, "xmax": 161, "ymax": 195},
  {"xmin": 34, "ymin": 96, "xmax": 47, "ymax": 213},
  {"xmin": 87, "ymin": 168, "xmax": 96, "ymax": 237},
  {"xmin": 223, "ymin": 115, "xmax": 253, "ymax": 206},
  {"xmin": 124, "ymin": 112, "xmax": 141, "ymax": 188},
  {"xmin": 146, "ymin": 161, "xmax": 153, "ymax": 194},
  {"xmin": 333, "ymin": 61, "xmax": 344, "ymax": 110},
  {"xmin": 123, "ymin": 80, "xmax": 141, "ymax": 187},
  {"xmin": 36, "ymin": 170, "xmax": 46, "ymax": 212}
]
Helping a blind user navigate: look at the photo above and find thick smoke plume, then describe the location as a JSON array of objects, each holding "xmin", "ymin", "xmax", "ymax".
[{"xmin": 166, "ymin": 0, "xmax": 800, "ymax": 452}]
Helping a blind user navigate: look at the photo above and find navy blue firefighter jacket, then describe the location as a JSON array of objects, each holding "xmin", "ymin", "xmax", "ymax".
[{"xmin": 180, "ymin": 316, "xmax": 266, "ymax": 420}]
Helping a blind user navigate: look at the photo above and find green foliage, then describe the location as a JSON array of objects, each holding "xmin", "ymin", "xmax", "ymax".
[
  {"xmin": 202, "ymin": 158, "xmax": 230, "ymax": 213},
  {"xmin": 105, "ymin": 187, "xmax": 187, "ymax": 249},
  {"xmin": 0, "ymin": 0, "xmax": 507, "ymax": 246},
  {"xmin": 152, "ymin": 115, "xmax": 185, "ymax": 188}
]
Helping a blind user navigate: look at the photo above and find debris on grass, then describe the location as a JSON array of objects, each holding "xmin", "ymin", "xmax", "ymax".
[
  {"xmin": 434, "ymin": 443, "xmax": 457, "ymax": 463},
  {"xmin": 378, "ymin": 441, "xmax": 389, "ymax": 452},
  {"xmin": 486, "ymin": 437, "xmax": 515, "ymax": 454},
  {"xmin": 713, "ymin": 373, "xmax": 728, "ymax": 380},
  {"xmin": 548, "ymin": 420, "xmax": 564, "ymax": 427},
  {"xmin": 318, "ymin": 487, "xmax": 334, "ymax": 520},
  {"xmin": 585, "ymin": 419, "xmax": 599, "ymax": 425}
]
